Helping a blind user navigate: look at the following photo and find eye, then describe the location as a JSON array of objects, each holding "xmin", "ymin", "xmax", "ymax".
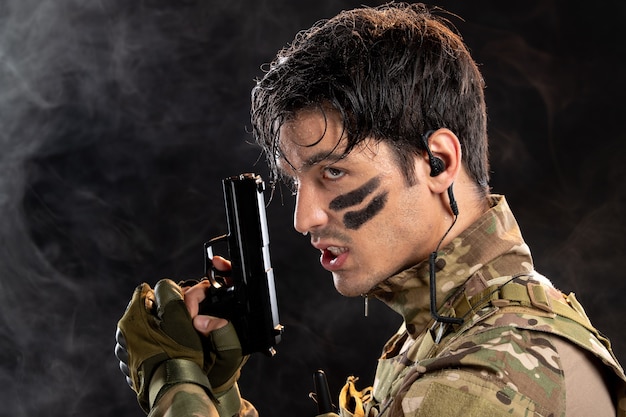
[{"xmin": 322, "ymin": 167, "xmax": 345, "ymax": 180}]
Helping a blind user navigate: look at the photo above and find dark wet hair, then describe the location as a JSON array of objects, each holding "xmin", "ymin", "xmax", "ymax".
[{"xmin": 251, "ymin": 2, "xmax": 489, "ymax": 191}]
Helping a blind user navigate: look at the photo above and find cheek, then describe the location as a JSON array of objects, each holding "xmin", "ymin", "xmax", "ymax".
[
  {"xmin": 329, "ymin": 176, "xmax": 381, "ymax": 210},
  {"xmin": 328, "ymin": 175, "xmax": 390, "ymax": 230},
  {"xmin": 342, "ymin": 191, "xmax": 388, "ymax": 230}
]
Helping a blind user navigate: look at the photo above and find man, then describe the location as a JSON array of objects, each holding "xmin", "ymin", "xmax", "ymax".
[{"xmin": 115, "ymin": 3, "xmax": 626, "ymax": 416}]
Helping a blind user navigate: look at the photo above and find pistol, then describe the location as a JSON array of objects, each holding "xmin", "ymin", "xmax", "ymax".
[{"xmin": 200, "ymin": 173, "xmax": 283, "ymax": 356}]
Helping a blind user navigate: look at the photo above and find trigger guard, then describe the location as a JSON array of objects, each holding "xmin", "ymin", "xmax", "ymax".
[{"xmin": 208, "ymin": 268, "xmax": 232, "ymax": 289}]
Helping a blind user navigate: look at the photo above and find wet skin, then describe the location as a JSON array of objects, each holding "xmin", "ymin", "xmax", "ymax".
[{"xmin": 277, "ymin": 108, "xmax": 447, "ymax": 297}]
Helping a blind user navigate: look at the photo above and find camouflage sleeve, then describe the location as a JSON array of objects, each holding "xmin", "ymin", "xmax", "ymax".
[
  {"xmin": 148, "ymin": 383, "xmax": 219, "ymax": 417},
  {"xmin": 148, "ymin": 383, "xmax": 259, "ymax": 417}
]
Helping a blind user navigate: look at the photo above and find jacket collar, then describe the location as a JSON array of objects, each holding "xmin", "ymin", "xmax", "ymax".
[{"xmin": 369, "ymin": 195, "xmax": 534, "ymax": 336}]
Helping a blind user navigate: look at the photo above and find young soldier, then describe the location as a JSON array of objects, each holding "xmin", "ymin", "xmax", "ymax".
[{"xmin": 116, "ymin": 3, "xmax": 626, "ymax": 416}]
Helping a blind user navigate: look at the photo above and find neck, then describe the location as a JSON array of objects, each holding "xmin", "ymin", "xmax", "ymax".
[
  {"xmin": 371, "ymin": 195, "xmax": 532, "ymax": 336},
  {"xmin": 437, "ymin": 178, "xmax": 489, "ymax": 250}
]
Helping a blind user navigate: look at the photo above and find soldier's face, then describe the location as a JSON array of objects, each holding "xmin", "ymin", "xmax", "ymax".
[{"xmin": 278, "ymin": 108, "xmax": 444, "ymax": 296}]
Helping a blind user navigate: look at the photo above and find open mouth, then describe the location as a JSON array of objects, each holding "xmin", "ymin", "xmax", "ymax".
[
  {"xmin": 321, "ymin": 246, "xmax": 349, "ymax": 270},
  {"xmin": 327, "ymin": 246, "xmax": 347, "ymax": 257}
]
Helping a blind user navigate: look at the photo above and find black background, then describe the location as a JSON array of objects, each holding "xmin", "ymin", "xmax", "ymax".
[{"xmin": 1, "ymin": 1, "xmax": 625, "ymax": 416}]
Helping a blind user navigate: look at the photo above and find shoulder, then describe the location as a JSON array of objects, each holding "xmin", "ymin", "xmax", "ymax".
[
  {"xmin": 390, "ymin": 366, "xmax": 556, "ymax": 417},
  {"xmin": 390, "ymin": 325, "xmax": 566, "ymax": 417}
]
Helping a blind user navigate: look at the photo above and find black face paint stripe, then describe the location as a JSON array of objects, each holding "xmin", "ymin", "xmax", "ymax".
[
  {"xmin": 343, "ymin": 191, "xmax": 388, "ymax": 230},
  {"xmin": 329, "ymin": 176, "xmax": 381, "ymax": 211}
]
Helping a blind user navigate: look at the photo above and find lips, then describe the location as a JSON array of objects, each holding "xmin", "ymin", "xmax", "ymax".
[{"xmin": 320, "ymin": 246, "xmax": 349, "ymax": 271}]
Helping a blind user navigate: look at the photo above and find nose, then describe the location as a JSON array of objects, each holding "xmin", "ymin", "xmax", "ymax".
[{"xmin": 293, "ymin": 184, "xmax": 328, "ymax": 234}]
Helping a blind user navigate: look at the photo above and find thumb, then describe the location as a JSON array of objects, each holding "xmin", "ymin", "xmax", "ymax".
[{"xmin": 193, "ymin": 315, "xmax": 229, "ymax": 337}]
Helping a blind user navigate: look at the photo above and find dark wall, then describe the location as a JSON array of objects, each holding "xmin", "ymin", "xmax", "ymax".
[{"xmin": 0, "ymin": 1, "xmax": 624, "ymax": 416}]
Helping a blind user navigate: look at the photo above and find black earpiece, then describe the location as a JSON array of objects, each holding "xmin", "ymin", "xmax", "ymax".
[
  {"xmin": 421, "ymin": 130, "xmax": 458, "ymax": 214},
  {"xmin": 428, "ymin": 155, "xmax": 445, "ymax": 177},
  {"xmin": 422, "ymin": 130, "xmax": 464, "ymax": 326},
  {"xmin": 447, "ymin": 184, "xmax": 459, "ymax": 216},
  {"xmin": 421, "ymin": 131, "xmax": 445, "ymax": 177}
]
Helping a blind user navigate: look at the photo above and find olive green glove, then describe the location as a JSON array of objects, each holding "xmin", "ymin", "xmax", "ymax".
[
  {"xmin": 115, "ymin": 279, "xmax": 211, "ymax": 413},
  {"xmin": 180, "ymin": 278, "xmax": 249, "ymax": 416},
  {"xmin": 202, "ymin": 322, "xmax": 246, "ymax": 391},
  {"xmin": 201, "ymin": 322, "xmax": 249, "ymax": 416}
]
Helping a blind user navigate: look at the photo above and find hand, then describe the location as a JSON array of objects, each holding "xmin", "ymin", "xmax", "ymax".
[
  {"xmin": 115, "ymin": 279, "xmax": 211, "ymax": 413},
  {"xmin": 182, "ymin": 256, "xmax": 248, "ymax": 394},
  {"xmin": 183, "ymin": 256, "xmax": 232, "ymax": 336}
]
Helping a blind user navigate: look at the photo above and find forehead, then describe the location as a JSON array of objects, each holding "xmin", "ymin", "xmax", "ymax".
[{"xmin": 276, "ymin": 107, "xmax": 346, "ymax": 172}]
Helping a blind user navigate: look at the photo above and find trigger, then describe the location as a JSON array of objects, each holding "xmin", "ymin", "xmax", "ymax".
[
  {"xmin": 203, "ymin": 236, "xmax": 232, "ymax": 289},
  {"xmin": 208, "ymin": 268, "xmax": 233, "ymax": 289}
]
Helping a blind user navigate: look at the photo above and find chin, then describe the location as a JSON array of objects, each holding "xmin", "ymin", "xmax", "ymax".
[
  {"xmin": 332, "ymin": 274, "xmax": 369, "ymax": 297},
  {"xmin": 334, "ymin": 287, "xmax": 362, "ymax": 297}
]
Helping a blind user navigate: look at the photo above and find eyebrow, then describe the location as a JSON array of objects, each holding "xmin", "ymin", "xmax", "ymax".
[
  {"xmin": 301, "ymin": 150, "xmax": 346, "ymax": 169},
  {"xmin": 277, "ymin": 149, "xmax": 347, "ymax": 176}
]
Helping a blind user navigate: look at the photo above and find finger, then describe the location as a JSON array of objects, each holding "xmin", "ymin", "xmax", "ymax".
[
  {"xmin": 153, "ymin": 279, "xmax": 184, "ymax": 317},
  {"xmin": 209, "ymin": 322, "xmax": 241, "ymax": 352},
  {"xmin": 193, "ymin": 314, "xmax": 229, "ymax": 337},
  {"xmin": 211, "ymin": 256, "xmax": 232, "ymax": 271},
  {"xmin": 154, "ymin": 279, "xmax": 202, "ymax": 350},
  {"xmin": 179, "ymin": 279, "xmax": 200, "ymax": 290},
  {"xmin": 183, "ymin": 280, "xmax": 212, "ymax": 318},
  {"xmin": 144, "ymin": 288, "xmax": 155, "ymax": 311},
  {"xmin": 126, "ymin": 283, "xmax": 153, "ymax": 314}
]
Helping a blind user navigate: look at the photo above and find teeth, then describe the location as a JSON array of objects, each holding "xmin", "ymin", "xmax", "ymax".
[{"xmin": 327, "ymin": 246, "xmax": 347, "ymax": 256}]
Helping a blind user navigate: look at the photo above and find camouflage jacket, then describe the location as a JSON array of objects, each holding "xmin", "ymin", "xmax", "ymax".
[{"xmin": 330, "ymin": 195, "xmax": 626, "ymax": 417}]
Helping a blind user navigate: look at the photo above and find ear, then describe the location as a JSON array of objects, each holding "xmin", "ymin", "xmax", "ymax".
[{"xmin": 423, "ymin": 128, "xmax": 462, "ymax": 194}]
